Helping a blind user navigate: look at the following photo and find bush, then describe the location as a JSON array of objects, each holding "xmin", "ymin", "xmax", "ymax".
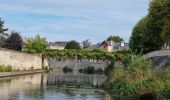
[
  {"xmin": 84, "ymin": 66, "xmax": 95, "ymax": 74},
  {"xmin": 158, "ymin": 83, "xmax": 170, "ymax": 99},
  {"xmin": 0, "ymin": 65, "xmax": 12, "ymax": 72},
  {"xmin": 95, "ymin": 68, "xmax": 104, "ymax": 74},
  {"xmin": 154, "ymin": 69, "xmax": 170, "ymax": 99},
  {"xmin": 104, "ymin": 60, "xmax": 115, "ymax": 77},
  {"xmin": 103, "ymin": 55, "xmax": 170, "ymax": 99},
  {"xmin": 79, "ymin": 66, "xmax": 95, "ymax": 74},
  {"xmin": 63, "ymin": 66, "xmax": 73, "ymax": 73},
  {"xmin": 22, "ymin": 49, "xmax": 36, "ymax": 54},
  {"xmin": 6, "ymin": 65, "xmax": 12, "ymax": 72}
]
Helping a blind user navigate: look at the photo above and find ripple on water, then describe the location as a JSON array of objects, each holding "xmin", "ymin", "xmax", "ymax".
[{"xmin": 0, "ymin": 73, "xmax": 109, "ymax": 100}]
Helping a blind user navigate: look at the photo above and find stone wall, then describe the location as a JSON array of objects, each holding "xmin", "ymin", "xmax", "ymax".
[
  {"xmin": 0, "ymin": 48, "xmax": 48, "ymax": 70},
  {"xmin": 49, "ymin": 60, "xmax": 107, "ymax": 71},
  {"xmin": 144, "ymin": 50, "xmax": 170, "ymax": 59}
]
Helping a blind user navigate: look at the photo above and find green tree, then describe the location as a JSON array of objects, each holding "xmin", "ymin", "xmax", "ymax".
[
  {"xmin": 24, "ymin": 35, "xmax": 48, "ymax": 53},
  {"xmin": 81, "ymin": 39, "xmax": 91, "ymax": 49},
  {"xmin": 0, "ymin": 18, "xmax": 8, "ymax": 47},
  {"xmin": 5, "ymin": 31, "xmax": 23, "ymax": 51},
  {"xmin": 107, "ymin": 35, "xmax": 124, "ymax": 42},
  {"xmin": 65, "ymin": 40, "xmax": 81, "ymax": 50},
  {"xmin": 129, "ymin": 0, "xmax": 169, "ymax": 54}
]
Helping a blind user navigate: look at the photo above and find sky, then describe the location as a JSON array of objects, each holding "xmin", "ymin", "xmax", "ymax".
[{"xmin": 0, "ymin": 0, "xmax": 150, "ymax": 44}]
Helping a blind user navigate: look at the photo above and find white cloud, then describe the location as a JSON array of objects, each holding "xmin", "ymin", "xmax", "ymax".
[{"xmin": 0, "ymin": 0, "xmax": 150, "ymax": 43}]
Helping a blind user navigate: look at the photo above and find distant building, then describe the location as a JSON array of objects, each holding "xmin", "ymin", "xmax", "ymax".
[
  {"xmin": 87, "ymin": 43, "xmax": 101, "ymax": 50},
  {"xmin": 100, "ymin": 40, "xmax": 129, "ymax": 52},
  {"xmin": 48, "ymin": 41, "xmax": 68, "ymax": 50}
]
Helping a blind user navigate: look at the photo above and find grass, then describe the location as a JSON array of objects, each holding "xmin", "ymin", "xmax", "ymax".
[
  {"xmin": 103, "ymin": 55, "xmax": 170, "ymax": 100},
  {"xmin": 0, "ymin": 65, "xmax": 12, "ymax": 72}
]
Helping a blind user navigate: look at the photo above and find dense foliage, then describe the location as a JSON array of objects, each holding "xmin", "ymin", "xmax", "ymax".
[
  {"xmin": 43, "ymin": 49, "xmax": 121, "ymax": 61},
  {"xmin": 65, "ymin": 40, "xmax": 81, "ymax": 50},
  {"xmin": 130, "ymin": 0, "xmax": 170, "ymax": 54},
  {"xmin": 103, "ymin": 55, "xmax": 170, "ymax": 99},
  {"xmin": 5, "ymin": 31, "xmax": 23, "ymax": 51},
  {"xmin": 23, "ymin": 35, "xmax": 48, "ymax": 53},
  {"xmin": 107, "ymin": 35, "xmax": 124, "ymax": 42},
  {"xmin": 104, "ymin": 60, "xmax": 115, "ymax": 77},
  {"xmin": 0, "ymin": 18, "xmax": 8, "ymax": 47}
]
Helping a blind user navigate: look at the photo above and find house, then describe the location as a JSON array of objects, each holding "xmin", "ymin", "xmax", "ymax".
[
  {"xmin": 87, "ymin": 43, "xmax": 101, "ymax": 50},
  {"xmin": 48, "ymin": 41, "xmax": 68, "ymax": 50},
  {"xmin": 100, "ymin": 40, "xmax": 129, "ymax": 52}
]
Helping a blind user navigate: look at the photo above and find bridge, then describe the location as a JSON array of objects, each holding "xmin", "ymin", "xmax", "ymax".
[{"xmin": 144, "ymin": 50, "xmax": 170, "ymax": 69}]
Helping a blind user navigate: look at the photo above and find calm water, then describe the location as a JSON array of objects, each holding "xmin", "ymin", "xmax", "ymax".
[{"xmin": 0, "ymin": 72, "xmax": 111, "ymax": 100}]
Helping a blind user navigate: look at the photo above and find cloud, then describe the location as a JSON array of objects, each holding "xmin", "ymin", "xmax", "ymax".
[{"xmin": 0, "ymin": 0, "xmax": 149, "ymax": 43}]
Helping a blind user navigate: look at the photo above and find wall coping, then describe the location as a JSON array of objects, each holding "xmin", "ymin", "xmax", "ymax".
[
  {"xmin": 144, "ymin": 50, "xmax": 170, "ymax": 59},
  {"xmin": 0, "ymin": 48, "xmax": 42, "ymax": 57}
]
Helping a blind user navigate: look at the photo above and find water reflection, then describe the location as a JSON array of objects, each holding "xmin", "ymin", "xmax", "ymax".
[
  {"xmin": 0, "ymin": 72, "xmax": 110, "ymax": 100},
  {"xmin": 47, "ymin": 71, "xmax": 107, "ymax": 88}
]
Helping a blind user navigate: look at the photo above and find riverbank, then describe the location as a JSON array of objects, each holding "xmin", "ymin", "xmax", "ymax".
[
  {"xmin": 0, "ymin": 70, "xmax": 45, "ymax": 78},
  {"xmin": 103, "ymin": 55, "xmax": 170, "ymax": 100}
]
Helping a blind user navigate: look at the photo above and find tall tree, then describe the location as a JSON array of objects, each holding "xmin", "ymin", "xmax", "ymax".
[
  {"xmin": 129, "ymin": 17, "xmax": 147, "ymax": 54},
  {"xmin": 24, "ymin": 35, "xmax": 48, "ymax": 53},
  {"xmin": 5, "ymin": 31, "xmax": 23, "ymax": 51},
  {"xmin": 129, "ymin": 0, "xmax": 170, "ymax": 54},
  {"xmin": 81, "ymin": 39, "xmax": 91, "ymax": 49},
  {"xmin": 65, "ymin": 40, "xmax": 81, "ymax": 50},
  {"xmin": 0, "ymin": 18, "xmax": 8, "ymax": 47},
  {"xmin": 107, "ymin": 35, "xmax": 124, "ymax": 42}
]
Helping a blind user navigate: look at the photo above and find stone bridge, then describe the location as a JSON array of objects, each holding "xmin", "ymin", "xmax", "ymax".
[{"xmin": 144, "ymin": 50, "xmax": 170, "ymax": 69}]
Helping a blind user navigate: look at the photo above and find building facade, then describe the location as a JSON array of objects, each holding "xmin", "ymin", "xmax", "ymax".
[
  {"xmin": 100, "ymin": 40, "xmax": 129, "ymax": 52},
  {"xmin": 48, "ymin": 41, "xmax": 68, "ymax": 50}
]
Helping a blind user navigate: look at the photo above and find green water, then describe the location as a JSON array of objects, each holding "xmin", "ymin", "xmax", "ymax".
[{"xmin": 0, "ymin": 72, "xmax": 111, "ymax": 100}]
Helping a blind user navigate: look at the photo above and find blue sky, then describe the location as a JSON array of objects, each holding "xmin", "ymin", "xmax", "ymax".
[{"xmin": 0, "ymin": 0, "xmax": 149, "ymax": 43}]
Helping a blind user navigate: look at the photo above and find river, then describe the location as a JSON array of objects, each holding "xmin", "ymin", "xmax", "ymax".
[{"xmin": 0, "ymin": 71, "xmax": 111, "ymax": 100}]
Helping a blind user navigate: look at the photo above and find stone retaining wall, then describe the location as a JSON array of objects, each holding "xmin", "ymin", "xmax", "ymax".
[
  {"xmin": 144, "ymin": 50, "xmax": 170, "ymax": 59},
  {"xmin": 49, "ymin": 60, "xmax": 107, "ymax": 71},
  {"xmin": 0, "ymin": 48, "xmax": 48, "ymax": 70}
]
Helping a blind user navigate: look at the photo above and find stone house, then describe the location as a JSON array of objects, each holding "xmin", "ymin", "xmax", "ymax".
[
  {"xmin": 100, "ymin": 40, "xmax": 129, "ymax": 52},
  {"xmin": 48, "ymin": 41, "xmax": 68, "ymax": 50},
  {"xmin": 87, "ymin": 43, "xmax": 101, "ymax": 50}
]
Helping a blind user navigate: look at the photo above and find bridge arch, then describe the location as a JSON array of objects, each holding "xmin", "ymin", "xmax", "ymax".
[
  {"xmin": 144, "ymin": 50, "xmax": 170, "ymax": 59},
  {"xmin": 143, "ymin": 50, "xmax": 170, "ymax": 69}
]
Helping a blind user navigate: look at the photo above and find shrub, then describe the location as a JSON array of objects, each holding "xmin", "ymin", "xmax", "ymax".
[
  {"xmin": 84, "ymin": 66, "xmax": 95, "ymax": 74},
  {"xmin": 159, "ymin": 83, "xmax": 170, "ymax": 99},
  {"xmin": 79, "ymin": 66, "xmax": 95, "ymax": 74},
  {"xmin": 95, "ymin": 68, "xmax": 104, "ymax": 74},
  {"xmin": 103, "ymin": 55, "xmax": 158, "ymax": 99},
  {"xmin": 6, "ymin": 65, "xmax": 12, "ymax": 72},
  {"xmin": 63, "ymin": 66, "xmax": 73, "ymax": 73},
  {"xmin": 103, "ymin": 55, "xmax": 170, "ymax": 99},
  {"xmin": 104, "ymin": 60, "xmax": 115, "ymax": 77},
  {"xmin": 125, "ymin": 55, "xmax": 152, "ymax": 81},
  {"xmin": 22, "ymin": 49, "xmax": 36, "ymax": 54},
  {"xmin": 0, "ymin": 65, "xmax": 12, "ymax": 72}
]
